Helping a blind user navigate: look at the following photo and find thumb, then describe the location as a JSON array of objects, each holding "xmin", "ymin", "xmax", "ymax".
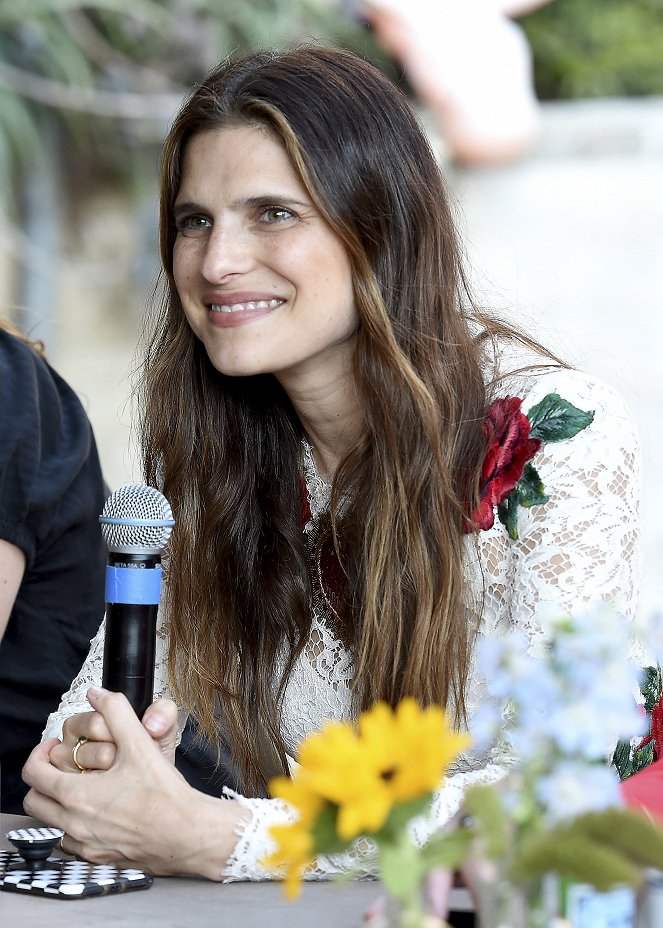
[
  {"xmin": 85, "ymin": 686, "xmax": 156, "ymax": 758},
  {"xmin": 141, "ymin": 698, "xmax": 179, "ymax": 762}
]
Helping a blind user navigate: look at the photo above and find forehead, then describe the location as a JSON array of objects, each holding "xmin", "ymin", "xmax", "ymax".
[{"xmin": 176, "ymin": 124, "xmax": 307, "ymax": 202}]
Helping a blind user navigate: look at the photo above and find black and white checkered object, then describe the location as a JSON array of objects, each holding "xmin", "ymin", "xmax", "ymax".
[{"xmin": 1, "ymin": 837, "xmax": 153, "ymax": 899}]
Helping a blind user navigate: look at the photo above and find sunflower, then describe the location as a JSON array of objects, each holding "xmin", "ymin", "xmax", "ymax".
[{"xmin": 265, "ymin": 698, "xmax": 470, "ymax": 896}]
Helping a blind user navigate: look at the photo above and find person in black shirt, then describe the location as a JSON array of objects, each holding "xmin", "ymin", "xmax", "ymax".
[{"xmin": 0, "ymin": 324, "xmax": 107, "ymax": 812}]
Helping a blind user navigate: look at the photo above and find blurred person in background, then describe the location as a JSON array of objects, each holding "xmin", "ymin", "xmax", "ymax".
[
  {"xmin": 0, "ymin": 322, "xmax": 108, "ymax": 813},
  {"xmin": 356, "ymin": 0, "xmax": 556, "ymax": 164}
]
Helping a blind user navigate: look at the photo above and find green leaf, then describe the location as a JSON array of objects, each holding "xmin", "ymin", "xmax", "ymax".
[
  {"xmin": 420, "ymin": 830, "xmax": 473, "ymax": 871},
  {"xmin": 510, "ymin": 830, "xmax": 641, "ymax": 890},
  {"xmin": 571, "ymin": 808, "xmax": 663, "ymax": 871},
  {"xmin": 311, "ymin": 803, "xmax": 351, "ymax": 856},
  {"xmin": 516, "ymin": 462, "xmax": 549, "ymax": 509},
  {"xmin": 497, "ymin": 493, "xmax": 520, "ymax": 541},
  {"xmin": 527, "ymin": 393, "xmax": 594, "ymax": 443},
  {"xmin": 631, "ymin": 740, "xmax": 656, "ymax": 775},
  {"xmin": 640, "ymin": 665, "xmax": 662, "ymax": 712},
  {"xmin": 463, "ymin": 785, "xmax": 510, "ymax": 858},
  {"xmin": 381, "ymin": 795, "xmax": 432, "ymax": 839},
  {"xmin": 612, "ymin": 738, "xmax": 635, "ymax": 781},
  {"xmin": 378, "ymin": 839, "xmax": 425, "ymax": 901}
]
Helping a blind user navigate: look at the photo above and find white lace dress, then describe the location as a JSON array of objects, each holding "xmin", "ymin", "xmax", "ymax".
[{"xmin": 43, "ymin": 366, "xmax": 642, "ymax": 882}]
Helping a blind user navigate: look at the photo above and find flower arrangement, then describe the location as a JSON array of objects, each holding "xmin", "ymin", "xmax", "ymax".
[
  {"xmin": 263, "ymin": 699, "xmax": 472, "ymax": 925},
  {"xmin": 265, "ymin": 607, "xmax": 663, "ymax": 927},
  {"xmin": 464, "ymin": 605, "xmax": 663, "ymax": 924},
  {"xmin": 470, "ymin": 391, "xmax": 594, "ymax": 539}
]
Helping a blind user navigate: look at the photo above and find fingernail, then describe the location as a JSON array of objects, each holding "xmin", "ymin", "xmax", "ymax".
[
  {"xmin": 144, "ymin": 715, "xmax": 167, "ymax": 735},
  {"xmin": 87, "ymin": 686, "xmax": 108, "ymax": 698}
]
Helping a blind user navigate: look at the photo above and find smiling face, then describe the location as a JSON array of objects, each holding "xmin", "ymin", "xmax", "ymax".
[{"xmin": 172, "ymin": 124, "xmax": 358, "ymax": 392}]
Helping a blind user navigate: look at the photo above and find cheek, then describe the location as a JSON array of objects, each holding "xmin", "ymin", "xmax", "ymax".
[{"xmin": 172, "ymin": 241, "xmax": 197, "ymax": 292}]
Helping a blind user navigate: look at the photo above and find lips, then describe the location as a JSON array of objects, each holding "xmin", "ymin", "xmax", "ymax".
[{"xmin": 203, "ymin": 292, "xmax": 285, "ymax": 328}]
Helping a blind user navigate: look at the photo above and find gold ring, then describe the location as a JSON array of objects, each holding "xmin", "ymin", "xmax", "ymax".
[
  {"xmin": 59, "ymin": 834, "xmax": 66, "ymax": 853},
  {"xmin": 72, "ymin": 735, "xmax": 88, "ymax": 773}
]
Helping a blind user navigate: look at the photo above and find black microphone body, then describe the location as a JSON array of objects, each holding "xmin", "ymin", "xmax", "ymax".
[
  {"xmin": 102, "ymin": 553, "xmax": 160, "ymax": 718},
  {"xmin": 99, "ymin": 485, "xmax": 175, "ymax": 717}
]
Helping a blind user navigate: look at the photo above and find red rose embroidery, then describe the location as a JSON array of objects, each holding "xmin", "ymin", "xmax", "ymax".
[
  {"xmin": 636, "ymin": 698, "xmax": 663, "ymax": 762},
  {"xmin": 471, "ymin": 396, "xmax": 542, "ymax": 531}
]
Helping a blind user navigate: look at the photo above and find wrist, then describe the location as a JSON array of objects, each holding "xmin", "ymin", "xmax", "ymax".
[{"xmin": 183, "ymin": 792, "xmax": 251, "ymax": 881}]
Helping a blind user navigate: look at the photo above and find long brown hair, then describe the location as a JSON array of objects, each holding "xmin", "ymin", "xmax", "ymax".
[{"xmin": 139, "ymin": 47, "xmax": 508, "ymax": 792}]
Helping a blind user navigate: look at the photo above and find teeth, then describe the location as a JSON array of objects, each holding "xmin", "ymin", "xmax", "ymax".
[{"xmin": 210, "ymin": 298, "xmax": 283, "ymax": 313}]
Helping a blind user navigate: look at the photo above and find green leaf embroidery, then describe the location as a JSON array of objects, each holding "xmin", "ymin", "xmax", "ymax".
[
  {"xmin": 498, "ymin": 493, "xmax": 521, "ymax": 541},
  {"xmin": 612, "ymin": 738, "xmax": 634, "ymax": 780},
  {"xmin": 640, "ymin": 665, "xmax": 662, "ymax": 712},
  {"xmin": 527, "ymin": 392, "xmax": 594, "ymax": 443},
  {"xmin": 516, "ymin": 462, "xmax": 549, "ymax": 509},
  {"xmin": 631, "ymin": 740, "xmax": 656, "ymax": 775}
]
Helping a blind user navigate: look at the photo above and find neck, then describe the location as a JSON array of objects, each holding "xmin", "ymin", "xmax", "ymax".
[{"xmin": 277, "ymin": 369, "xmax": 362, "ymax": 479}]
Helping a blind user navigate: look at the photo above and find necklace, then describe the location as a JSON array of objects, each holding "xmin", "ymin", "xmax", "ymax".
[{"xmin": 301, "ymin": 439, "xmax": 346, "ymax": 634}]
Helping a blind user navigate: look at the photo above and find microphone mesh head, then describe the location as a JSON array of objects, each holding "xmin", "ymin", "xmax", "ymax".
[{"xmin": 99, "ymin": 484, "xmax": 175, "ymax": 554}]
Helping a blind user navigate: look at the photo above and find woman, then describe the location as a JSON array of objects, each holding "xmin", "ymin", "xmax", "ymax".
[{"xmin": 23, "ymin": 47, "xmax": 641, "ymax": 882}]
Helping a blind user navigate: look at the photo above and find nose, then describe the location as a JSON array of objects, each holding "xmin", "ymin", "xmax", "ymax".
[{"xmin": 200, "ymin": 221, "xmax": 255, "ymax": 282}]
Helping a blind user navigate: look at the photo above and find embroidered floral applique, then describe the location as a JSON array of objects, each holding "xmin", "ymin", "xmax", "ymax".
[
  {"xmin": 614, "ymin": 665, "xmax": 663, "ymax": 781},
  {"xmin": 470, "ymin": 391, "xmax": 595, "ymax": 540}
]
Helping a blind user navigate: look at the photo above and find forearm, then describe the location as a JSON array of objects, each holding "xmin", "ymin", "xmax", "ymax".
[{"xmin": 0, "ymin": 537, "xmax": 25, "ymax": 642}]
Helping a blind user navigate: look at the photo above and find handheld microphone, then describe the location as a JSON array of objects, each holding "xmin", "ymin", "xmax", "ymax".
[{"xmin": 99, "ymin": 484, "xmax": 175, "ymax": 717}]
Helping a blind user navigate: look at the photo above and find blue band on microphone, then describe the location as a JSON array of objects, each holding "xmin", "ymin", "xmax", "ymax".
[{"xmin": 105, "ymin": 565, "xmax": 163, "ymax": 605}]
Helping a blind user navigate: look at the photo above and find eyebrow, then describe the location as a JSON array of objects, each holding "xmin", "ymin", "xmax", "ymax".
[{"xmin": 173, "ymin": 195, "xmax": 313, "ymax": 216}]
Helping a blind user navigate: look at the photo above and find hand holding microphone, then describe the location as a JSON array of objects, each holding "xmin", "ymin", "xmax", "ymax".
[{"xmin": 99, "ymin": 484, "xmax": 175, "ymax": 717}]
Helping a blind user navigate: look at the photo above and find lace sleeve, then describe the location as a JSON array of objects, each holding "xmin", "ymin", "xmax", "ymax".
[
  {"xmin": 478, "ymin": 367, "xmax": 642, "ymax": 644},
  {"xmin": 42, "ymin": 610, "xmax": 174, "ymax": 741}
]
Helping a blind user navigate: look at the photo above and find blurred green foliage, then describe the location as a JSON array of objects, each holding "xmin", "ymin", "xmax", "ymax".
[
  {"xmin": 521, "ymin": 0, "xmax": 663, "ymax": 99},
  {"xmin": 2, "ymin": 0, "xmax": 662, "ymax": 206},
  {"xmin": 0, "ymin": 0, "xmax": 352, "ymax": 201}
]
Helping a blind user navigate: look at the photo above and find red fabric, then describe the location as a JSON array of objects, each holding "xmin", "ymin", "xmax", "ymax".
[
  {"xmin": 634, "ymin": 698, "xmax": 663, "ymax": 761},
  {"xmin": 620, "ymin": 756, "xmax": 663, "ymax": 824},
  {"xmin": 469, "ymin": 396, "xmax": 542, "ymax": 532}
]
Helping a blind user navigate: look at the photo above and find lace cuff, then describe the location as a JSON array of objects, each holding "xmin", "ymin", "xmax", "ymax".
[
  {"xmin": 221, "ymin": 763, "xmax": 507, "ymax": 882},
  {"xmin": 221, "ymin": 788, "xmax": 378, "ymax": 883}
]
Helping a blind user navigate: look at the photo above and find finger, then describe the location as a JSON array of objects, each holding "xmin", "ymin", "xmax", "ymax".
[
  {"xmin": 459, "ymin": 853, "xmax": 500, "ymax": 916},
  {"xmin": 141, "ymin": 699, "xmax": 179, "ymax": 761},
  {"xmin": 23, "ymin": 740, "xmax": 71, "ymax": 798},
  {"xmin": 22, "ymin": 743, "xmax": 75, "ymax": 830},
  {"xmin": 85, "ymin": 687, "xmax": 159, "ymax": 759},
  {"xmin": 23, "ymin": 785, "xmax": 68, "ymax": 831},
  {"xmin": 62, "ymin": 710, "xmax": 115, "ymax": 745},
  {"xmin": 424, "ymin": 867, "xmax": 453, "ymax": 918},
  {"xmin": 54, "ymin": 711, "xmax": 116, "ymax": 773},
  {"xmin": 59, "ymin": 831, "xmax": 119, "ymax": 866},
  {"xmin": 59, "ymin": 737, "xmax": 117, "ymax": 774}
]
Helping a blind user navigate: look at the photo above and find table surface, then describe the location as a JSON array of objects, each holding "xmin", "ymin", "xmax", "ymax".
[{"xmin": 0, "ymin": 814, "xmax": 472, "ymax": 927}]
